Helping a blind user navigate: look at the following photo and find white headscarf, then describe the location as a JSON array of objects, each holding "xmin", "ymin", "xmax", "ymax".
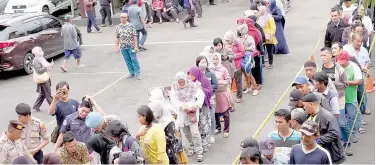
[
  {"xmin": 148, "ymin": 88, "xmax": 175, "ymax": 128},
  {"xmin": 32, "ymin": 47, "xmax": 50, "ymax": 67},
  {"xmin": 200, "ymin": 45, "xmax": 214, "ymax": 65}
]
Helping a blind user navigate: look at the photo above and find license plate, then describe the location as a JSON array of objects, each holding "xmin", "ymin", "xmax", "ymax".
[{"xmin": 14, "ymin": 10, "xmax": 24, "ymax": 13}]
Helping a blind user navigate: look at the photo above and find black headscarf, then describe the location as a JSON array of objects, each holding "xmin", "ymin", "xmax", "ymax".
[
  {"xmin": 105, "ymin": 120, "xmax": 131, "ymax": 139},
  {"xmin": 87, "ymin": 134, "xmax": 117, "ymax": 164}
]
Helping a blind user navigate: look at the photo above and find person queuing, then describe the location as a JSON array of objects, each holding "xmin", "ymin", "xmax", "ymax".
[
  {"xmin": 61, "ymin": 15, "xmax": 85, "ymax": 72},
  {"xmin": 0, "ymin": 120, "xmax": 37, "ymax": 164},
  {"xmin": 257, "ymin": 5, "xmax": 277, "ymax": 69},
  {"xmin": 136, "ymin": 105, "xmax": 170, "ymax": 164},
  {"xmin": 169, "ymin": 72, "xmax": 205, "ymax": 162},
  {"xmin": 324, "ymin": 7, "xmax": 349, "ymax": 48},
  {"xmin": 289, "ymin": 121, "xmax": 333, "ymax": 164},
  {"xmin": 57, "ymin": 132, "xmax": 90, "ymax": 164},
  {"xmin": 15, "ymin": 103, "xmax": 49, "ymax": 164},
  {"xmin": 290, "ymin": 108, "xmax": 307, "ymax": 131},
  {"xmin": 303, "ymin": 60, "xmax": 338, "ymax": 93},
  {"xmin": 240, "ymin": 147, "xmax": 265, "ymax": 164},
  {"xmin": 129, "ymin": 0, "xmax": 148, "ymax": 51},
  {"xmin": 48, "ymin": 81, "xmax": 79, "ymax": 144},
  {"xmin": 301, "ymin": 93, "xmax": 346, "ymax": 164},
  {"xmin": 115, "ymin": 13, "xmax": 142, "ymax": 80},
  {"xmin": 268, "ymin": 0, "xmax": 289, "ymax": 54},
  {"xmin": 31, "ymin": 47, "xmax": 54, "ymax": 112},
  {"xmin": 210, "ymin": 53, "xmax": 232, "ymax": 140},
  {"xmin": 313, "ymin": 72, "xmax": 341, "ymax": 117},
  {"xmin": 288, "ymin": 89, "xmax": 304, "ymax": 110},
  {"xmin": 341, "ymin": 15, "xmax": 369, "ymax": 45},
  {"xmin": 349, "ymin": 5, "xmax": 374, "ymax": 50},
  {"xmin": 223, "ymin": 31, "xmax": 245, "ymax": 103},
  {"xmin": 195, "ymin": 56, "xmax": 218, "ymax": 144}
]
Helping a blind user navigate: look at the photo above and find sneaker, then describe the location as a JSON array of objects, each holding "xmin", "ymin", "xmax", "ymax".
[
  {"xmin": 350, "ymin": 135, "xmax": 358, "ymax": 143},
  {"xmin": 110, "ymin": 24, "xmax": 113, "ymax": 27},
  {"xmin": 243, "ymin": 88, "xmax": 251, "ymax": 94},
  {"xmin": 126, "ymin": 74, "xmax": 135, "ymax": 79},
  {"xmin": 252, "ymin": 90, "xmax": 259, "ymax": 96},
  {"xmin": 223, "ymin": 132, "xmax": 229, "ymax": 138},
  {"xmin": 101, "ymin": 24, "xmax": 106, "ymax": 27},
  {"xmin": 215, "ymin": 129, "xmax": 222, "ymax": 134},
  {"xmin": 210, "ymin": 137, "xmax": 215, "ymax": 143},
  {"xmin": 136, "ymin": 75, "xmax": 142, "ymax": 80},
  {"xmin": 77, "ymin": 64, "xmax": 85, "ymax": 68},
  {"xmin": 345, "ymin": 148, "xmax": 353, "ymax": 156},
  {"xmin": 98, "ymin": 29, "xmax": 103, "ymax": 33},
  {"xmin": 197, "ymin": 153, "xmax": 204, "ymax": 162}
]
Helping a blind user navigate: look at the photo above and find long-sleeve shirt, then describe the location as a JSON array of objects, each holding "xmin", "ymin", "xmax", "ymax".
[
  {"xmin": 316, "ymin": 87, "xmax": 340, "ymax": 115},
  {"xmin": 341, "ymin": 26, "xmax": 368, "ymax": 45},
  {"xmin": 61, "ymin": 22, "xmax": 79, "ymax": 50},
  {"xmin": 232, "ymin": 40, "xmax": 246, "ymax": 70},
  {"xmin": 205, "ymin": 70, "xmax": 218, "ymax": 93},
  {"xmin": 343, "ymin": 45, "xmax": 371, "ymax": 69},
  {"xmin": 139, "ymin": 124, "xmax": 169, "ymax": 164},
  {"xmin": 324, "ymin": 20, "xmax": 349, "ymax": 47},
  {"xmin": 152, "ymin": 0, "xmax": 164, "ymax": 9}
]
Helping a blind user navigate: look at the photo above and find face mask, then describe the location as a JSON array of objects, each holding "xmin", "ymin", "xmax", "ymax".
[{"xmin": 199, "ymin": 62, "xmax": 208, "ymax": 69}]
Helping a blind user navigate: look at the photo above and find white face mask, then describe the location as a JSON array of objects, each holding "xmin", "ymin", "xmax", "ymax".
[{"xmin": 199, "ymin": 61, "xmax": 208, "ymax": 70}]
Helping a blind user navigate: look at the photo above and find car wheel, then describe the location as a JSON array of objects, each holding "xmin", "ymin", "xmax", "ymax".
[
  {"xmin": 23, "ymin": 53, "xmax": 34, "ymax": 75},
  {"xmin": 42, "ymin": 6, "xmax": 50, "ymax": 14}
]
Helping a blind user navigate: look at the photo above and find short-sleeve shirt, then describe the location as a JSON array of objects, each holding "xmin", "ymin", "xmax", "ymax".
[
  {"xmin": 289, "ymin": 144, "xmax": 332, "ymax": 164},
  {"xmin": 0, "ymin": 133, "xmax": 37, "ymax": 164},
  {"xmin": 128, "ymin": 5, "xmax": 145, "ymax": 30},
  {"xmin": 21, "ymin": 117, "xmax": 49, "ymax": 149},
  {"xmin": 60, "ymin": 112, "xmax": 92, "ymax": 152},
  {"xmin": 54, "ymin": 99, "xmax": 79, "ymax": 132},
  {"xmin": 344, "ymin": 61, "xmax": 363, "ymax": 103},
  {"xmin": 115, "ymin": 23, "xmax": 138, "ymax": 49},
  {"xmin": 61, "ymin": 23, "xmax": 79, "ymax": 50},
  {"xmin": 268, "ymin": 129, "xmax": 301, "ymax": 164},
  {"xmin": 58, "ymin": 142, "xmax": 90, "ymax": 164}
]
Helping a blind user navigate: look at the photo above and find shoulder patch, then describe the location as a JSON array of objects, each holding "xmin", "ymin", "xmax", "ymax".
[{"xmin": 40, "ymin": 122, "xmax": 47, "ymax": 133}]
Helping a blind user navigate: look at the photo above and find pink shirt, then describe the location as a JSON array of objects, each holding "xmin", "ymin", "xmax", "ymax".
[
  {"xmin": 231, "ymin": 40, "xmax": 245, "ymax": 70},
  {"xmin": 152, "ymin": 0, "xmax": 164, "ymax": 9},
  {"xmin": 85, "ymin": 0, "xmax": 96, "ymax": 12}
]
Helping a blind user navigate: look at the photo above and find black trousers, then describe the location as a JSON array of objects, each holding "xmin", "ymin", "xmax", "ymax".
[
  {"xmin": 183, "ymin": 8, "xmax": 195, "ymax": 26},
  {"xmin": 264, "ymin": 44, "xmax": 274, "ymax": 65},
  {"xmin": 101, "ymin": 6, "xmax": 112, "ymax": 25},
  {"xmin": 251, "ymin": 55, "xmax": 263, "ymax": 85},
  {"xmin": 34, "ymin": 150, "xmax": 43, "ymax": 164}
]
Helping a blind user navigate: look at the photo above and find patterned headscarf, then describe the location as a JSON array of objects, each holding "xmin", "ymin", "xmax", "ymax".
[
  {"xmin": 172, "ymin": 72, "xmax": 198, "ymax": 102},
  {"xmin": 257, "ymin": 5, "xmax": 271, "ymax": 29}
]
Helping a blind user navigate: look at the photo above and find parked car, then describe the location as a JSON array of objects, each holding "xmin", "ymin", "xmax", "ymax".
[
  {"xmin": 0, "ymin": 13, "xmax": 66, "ymax": 74},
  {"xmin": 4, "ymin": 0, "xmax": 77, "ymax": 15},
  {"xmin": 0, "ymin": 0, "xmax": 9, "ymax": 14}
]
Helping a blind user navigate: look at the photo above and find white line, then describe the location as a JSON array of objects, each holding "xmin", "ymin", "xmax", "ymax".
[
  {"xmin": 50, "ymin": 71, "xmax": 128, "ymax": 76},
  {"xmin": 45, "ymin": 73, "xmax": 130, "ymax": 126},
  {"xmin": 81, "ymin": 40, "xmax": 212, "ymax": 47}
]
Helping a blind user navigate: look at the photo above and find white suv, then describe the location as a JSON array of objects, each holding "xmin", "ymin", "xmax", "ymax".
[{"xmin": 4, "ymin": 0, "xmax": 77, "ymax": 15}]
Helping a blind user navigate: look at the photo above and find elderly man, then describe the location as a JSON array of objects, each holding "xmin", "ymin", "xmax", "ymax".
[
  {"xmin": 115, "ymin": 13, "xmax": 141, "ymax": 80},
  {"xmin": 290, "ymin": 108, "xmax": 307, "ymax": 131},
  {"xmin": 0, "ymin": 120, "xmax": 37, "ymax": 164}
]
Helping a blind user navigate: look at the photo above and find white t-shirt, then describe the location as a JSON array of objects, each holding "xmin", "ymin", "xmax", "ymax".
[
  {"xmin": 342, "ymin": 4, "xmax": 357, "ymax": 20},
  {"xmin": 343, "ymin": 45, "xmax": 371, "ymax": 69}
]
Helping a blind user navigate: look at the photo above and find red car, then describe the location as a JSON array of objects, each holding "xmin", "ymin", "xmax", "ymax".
[{"xmin": 0, "ymin": 13, "xmax": 81, "ymax": 74}]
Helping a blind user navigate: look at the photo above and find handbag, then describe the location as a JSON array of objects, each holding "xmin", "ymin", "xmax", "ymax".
[
  {"xmin": 216, "ymin": 84, "xmax": 228, "ymax": 92},
  {"xmin": 33, "ymin": 71, "xmax": 49, "ymax": 84},
  {"xmin": 186, "ymin": 108, "xmax": 197, "ymax": 122},
  {"xmin": 177, "ymin": 151, "xmax": 188, "ymax": 164},
  {"xmin": 51, "ymin": 126, "xmax": 59, "ymax": 143}
]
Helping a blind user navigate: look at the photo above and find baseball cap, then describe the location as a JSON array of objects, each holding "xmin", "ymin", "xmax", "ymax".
[
  {"xmin": 288, "ymin": 89, "xmax": 304, "ymax": 106},
  {"xmin": 299, "ymin": 120, "xmax": 319, "ymax": 136},
  {"xmin": 313, "ymin": 72, "xmax": 328, "ymax": 82},
  {"xmin": 240, "ymin": 137, "xmax": 259, "ymax": 149},
  {"xmin": 85, "ymin": 112, "xmax": 104, "ymax": 129},
  {"xmin": 292, "ymin": 77, "xmax": 309, "ymax": 86},
  {"xmin": 301, "ymin": 93, "xmax": 318, "ymax": 103},
  {"xmin": 336, "ymin": 50, "xmax": 350, "ymax": 65},
  {"xmin": 258, "ymin": 137, "xmax": 276, "ymax": 155}
]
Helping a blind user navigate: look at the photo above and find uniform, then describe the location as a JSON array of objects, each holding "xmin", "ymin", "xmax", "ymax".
[
  {"xmin": 21, "ymin": 117, "xmax": 49, "ymax": 164},
  {"xmin": 0, "ymin": 121, "xmax": 37, "ymax": 164}
]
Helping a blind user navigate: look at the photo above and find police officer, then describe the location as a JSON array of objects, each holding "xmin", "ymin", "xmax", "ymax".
[
  {"xmin": 16, "ymin": 103, "xmax": 50, "ymax": 164},
  {"xmin": 0, "ymin": 120, "xmax": 37, "ymax": 164}
]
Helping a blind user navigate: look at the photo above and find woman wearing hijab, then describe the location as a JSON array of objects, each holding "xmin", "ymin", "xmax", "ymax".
[
  {"xmin": 223, "ymin": 31, "xmax": 245, "ymax": 103},
  {"xmin": 257, "ymin": 5, "xmax": 277, "ymax": 69},
  {"xmin": 169, "ymin": 72, "xmax": 205, "ymax": 162},
  {"xmin": 244, "ymin": 17, "xmax": 264, "ymax": 87},
  {"xmin": 237, "ymin": 23, "xmax": 259, "ymax": 96},
  {"xmin": 148, "ymin": 89, "xmax": 178, "ymax": 164},
  {"xmin": 200, "ymin": 46, "xmax": 216, "ymax": 66},
  {"xmin": 187, "ymin": 66, "xmax": 213, "ymax": 153},
  {"xmin": 269, "ymin": 0, "xmax": 289, "ymax": 54},
  {"xmin": 210, "ymin": 53, "xmax": 232, "ymax": 138},
  {"xmin": 196, "ymin": 56, "xmax": 218, "ymax": 144},
  {"xmin": 136, "ymin": 105, "xmax": 169, "ymax": 164},
  {"xmin": 31, "ymin": 46, "xmax": 54, "ymax": 111}
]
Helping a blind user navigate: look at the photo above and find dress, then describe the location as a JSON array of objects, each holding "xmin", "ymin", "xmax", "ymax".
[{"xmin": 270, "ymin": 0, "xmax": 289, "ymax": 54}]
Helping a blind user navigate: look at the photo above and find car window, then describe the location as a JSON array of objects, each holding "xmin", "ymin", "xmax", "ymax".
[
  {"xmin": 0, "ymin": 25, "xmax": 8, "ymax": 41},
  {"xmin": 6, "ymin": 22, "xmax": 29, "ymax": 40},
  {"xmin": 39, "ymin": 17, "xmax": 62, "ymax": 29},
  {"xmin": 23, "ymin": 19, "xmax": 44, "ymax": 35}
]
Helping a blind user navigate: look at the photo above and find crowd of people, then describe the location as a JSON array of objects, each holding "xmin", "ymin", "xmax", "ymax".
[{"xmin": 0, "ymin": 0, "xmax": 374, "ymax": 164}]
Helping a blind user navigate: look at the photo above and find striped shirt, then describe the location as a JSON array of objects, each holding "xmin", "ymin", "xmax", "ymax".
[
  {"xmin": 268, "ymin": 130, "xmax": 301, "ymax": 164},
  {"xmin": 289, "ymin": 144, "xmax": 332, "ymax": 165}
]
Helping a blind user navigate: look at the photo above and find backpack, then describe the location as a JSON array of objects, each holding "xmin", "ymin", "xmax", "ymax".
[
  {"xmin": 122, "ymin": 135, "xmax": 146, "ymax": 164},
  {"xmin": 183, "ymin": 0, "xmax": 190, "ymax": 9}
]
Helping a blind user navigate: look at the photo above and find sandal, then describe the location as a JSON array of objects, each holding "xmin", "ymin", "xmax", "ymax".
[
  {"xmin": 186, "ymin": 149, "xmax": 195, "ymax": 157},
  {"xmin": 60, "ymin": 66, "xmax": 67, "ymax": 72},
  {"xmin": 364, "ymin": 110, "xmax": 371, "ymax": 115},
  {"xmin": 358, "ymin": 127, "xmax": 366, "ymax": 134}
]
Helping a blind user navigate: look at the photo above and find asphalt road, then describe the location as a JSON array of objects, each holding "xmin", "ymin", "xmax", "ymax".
[{"xmin": 0, "ymin": 0, "xmax": 374, "ymax": 164}]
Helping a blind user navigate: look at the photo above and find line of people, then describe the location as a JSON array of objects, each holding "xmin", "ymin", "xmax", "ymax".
[{"xmin": 234, "ymin": 1, "xmax": 374, "ymax": 164}]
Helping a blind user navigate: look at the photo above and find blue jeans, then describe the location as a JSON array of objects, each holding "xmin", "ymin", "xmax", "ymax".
[
  {"xmin": 357, "ymin": 80, "xmax": 367, "ymax": 114},
  {"xmin": 121, "ymin": 47, "xmax": 140, "ymax": 76},
  {"xmin": 337, "ymin": 109, "xmax": 351, "ymax": 147},
  {"xmin": 137, "ymin": 28, "xmax": 148, "ymax": 47},
  {"xmin": 210, "ymin": 104, "xmax": 216, "ymax": 136},
  {"xmin": 345, "ymin": 102, "xmax": 361, "ymax": 136},
  {"xmin": 87, "ymin": 11, "xmax": 100, "ymax": 32}
]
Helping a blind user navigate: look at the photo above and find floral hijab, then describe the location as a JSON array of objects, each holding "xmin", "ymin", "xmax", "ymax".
[
  {"xmin": 257, "ymin": 5, "xmax": 271, "ymax": 29},
  {"xmin": 172, "ymin": 72, "xmax": 198, "ymax": 102}
]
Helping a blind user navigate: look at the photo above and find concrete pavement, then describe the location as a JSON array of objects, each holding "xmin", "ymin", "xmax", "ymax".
[{"xmin": 0, "ymin": 0, "xmax": 374, "ymax": 164}]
